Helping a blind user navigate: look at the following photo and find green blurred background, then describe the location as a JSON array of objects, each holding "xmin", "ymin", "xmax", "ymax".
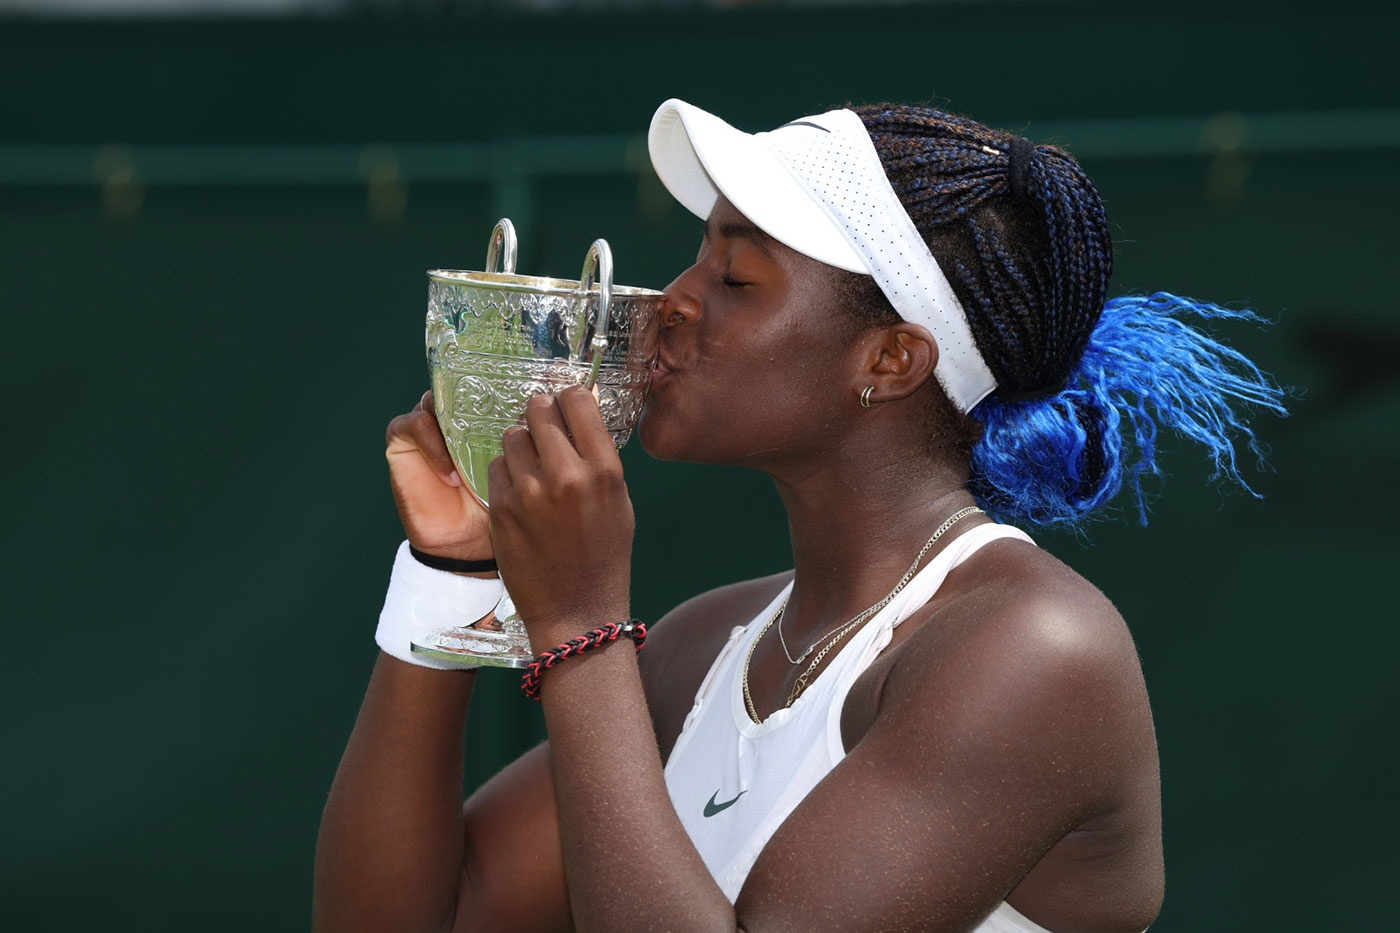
[{"xmin": 1, "ymin": 1, "xmax": 1395, "ymax": 929}]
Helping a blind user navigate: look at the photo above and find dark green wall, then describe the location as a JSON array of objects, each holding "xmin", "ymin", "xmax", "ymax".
[{"xmin": 2, "ymin": 3, "xmax": 1396, "ymax": 930}]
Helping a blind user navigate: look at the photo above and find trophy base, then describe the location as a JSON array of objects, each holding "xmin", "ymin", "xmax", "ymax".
[
  {"xmin": 411, "ymin": 590, "xmax": 533, "ymax": 669},
  {"xmin": 411, "ymin": 626, "xmax": 534, "ymax": 669}
]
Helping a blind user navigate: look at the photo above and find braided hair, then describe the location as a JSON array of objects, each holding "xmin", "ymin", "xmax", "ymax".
[{"xmin": 849, "ymin": 104, "xmax": 1287, "ymax": 527}]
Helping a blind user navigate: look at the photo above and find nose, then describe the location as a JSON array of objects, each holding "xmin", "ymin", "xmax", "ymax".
[{"xmin": 661, "ymin": 264, "xmax": 703, "ymax": 329}]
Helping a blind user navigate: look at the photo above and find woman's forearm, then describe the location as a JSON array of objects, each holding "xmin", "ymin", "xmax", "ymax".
[
  {"xmin": 313, "ymin": 654, "xmax": 476, "ymax": 933},
  {"xmin": 537, "ymin": 640, "xmax": 736, "ymax": 933}
]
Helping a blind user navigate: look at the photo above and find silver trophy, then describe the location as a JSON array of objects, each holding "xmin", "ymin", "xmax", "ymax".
[{"xmin": 410, "ymin": 218, "xmax": 665, "ymax": 668}]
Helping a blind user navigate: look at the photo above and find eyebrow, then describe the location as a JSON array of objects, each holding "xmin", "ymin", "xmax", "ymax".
[{"xmin": 703, "ymin": 215, "xmax": 777, "ymax": 256}]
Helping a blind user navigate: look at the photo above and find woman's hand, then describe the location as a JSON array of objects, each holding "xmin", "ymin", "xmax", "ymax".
[
  {"xmin": 487, "ymin": 385, "xmax": 635, "ymax": 647},
  {"xmin": 385, "ymin": 390, "xmax": 493, "ymax": 561}
]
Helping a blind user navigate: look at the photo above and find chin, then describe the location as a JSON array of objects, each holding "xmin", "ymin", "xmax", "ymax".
[
  {"xmin": 637, "ymin": 402, "xmax": 718, "ymax": 465},
  {"xmin": 637, "ymin": 407, "xmax": 679, "ymax": 462}
]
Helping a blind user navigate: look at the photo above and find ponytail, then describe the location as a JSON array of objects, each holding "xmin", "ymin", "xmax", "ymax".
[
  {"xmin": 969, "ymin": 292, "xmax": 1288, "ymax": 527},
  {"xmin": 853, "ymin": 104, "xmax": 1287, "ymax": 525}
]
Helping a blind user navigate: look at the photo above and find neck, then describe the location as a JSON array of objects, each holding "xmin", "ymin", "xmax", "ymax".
[{"xmin": 769, "ymin": 445, "xmax": 980, "ymax": 646}]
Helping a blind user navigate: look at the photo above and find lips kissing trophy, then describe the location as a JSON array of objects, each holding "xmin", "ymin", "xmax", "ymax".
[{"xmin": 410, "ymin": 218, "xmax": 665, "ymax": 668}]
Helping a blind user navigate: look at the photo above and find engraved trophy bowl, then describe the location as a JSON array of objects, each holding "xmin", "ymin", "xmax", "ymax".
[{"xmin": 410, "ymin": 218, "xmax": 665, "ymax": 668}]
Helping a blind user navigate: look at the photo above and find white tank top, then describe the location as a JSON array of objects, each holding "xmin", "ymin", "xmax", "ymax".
[{"xmin": 663, "ymin": 522, "xmax": 1056, "ymax": 933}]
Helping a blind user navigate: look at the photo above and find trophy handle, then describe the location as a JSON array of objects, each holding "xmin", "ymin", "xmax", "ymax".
[
  {"xmin": 576, "ymin": 238, "xmax": 614, "ymax": 388},
  {"xmin": 485, "ymin": 218, "xmax": 518, "ymax": 275}
]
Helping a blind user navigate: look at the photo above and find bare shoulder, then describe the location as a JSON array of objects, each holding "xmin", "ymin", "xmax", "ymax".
[
  {"xmin": 870, "ymin": 532, "xmax": 1157, "ymax": 818},
  {"xmin": 898, "ymin": 535, "xmax": 1138, "ymax": 691},
  {"xmin": 640, "ymin": 570, "xmax": 792, "ymax": 760}
]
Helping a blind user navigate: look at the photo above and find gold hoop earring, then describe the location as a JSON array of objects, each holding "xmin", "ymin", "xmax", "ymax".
[{"xmin": 859, "ymin": 386, "xmax": 875, "ymax": 409}]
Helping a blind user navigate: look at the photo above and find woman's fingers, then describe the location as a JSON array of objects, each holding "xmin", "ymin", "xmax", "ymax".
[
  {"xmin": 554, "ymin": 385, "xmax": 619, "ymax": 463},
  {"xmin": 396, "ymin": 386, "xmax": 612, "ymax": 498},
  {"xmin": 510, "ymin": 388, "xmax": 620, "ymax": 491},
  {"xmin": 521, "ymin": 393, "xmax": 580, "ymax": 472},
  {"xmin": 384, "ymin": 391, "xmax": 492, "ymax": 557},
  {"xmin": 486, "ymin": 386, "xmax": 635, "ymax": 636},
  {"xmin": 486, "ymin": 447, "xmax": 513, "ymax": 503},
  {"xmin": 500, "ymin": 424, "xmax": 540, "ymax": 475},
  {"xmin": 386, "ymin": 394, "xmax": 461, "ymax": 487}
]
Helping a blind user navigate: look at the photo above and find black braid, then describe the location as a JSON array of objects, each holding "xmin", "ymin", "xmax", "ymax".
[{"xmin": 851, "ymin": 104, "xmax": 1113, "ymax": 400}]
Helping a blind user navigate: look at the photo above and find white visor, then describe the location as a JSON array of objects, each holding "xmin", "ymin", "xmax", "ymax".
[{"xmin": 648, "ymin": 98, "xmax": 998, "ymax": 412}]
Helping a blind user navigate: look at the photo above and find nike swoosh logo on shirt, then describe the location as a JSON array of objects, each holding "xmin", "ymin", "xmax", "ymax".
[{"xmin": 703, "ymin": 789, "xmax": 747, "ymax": 817}]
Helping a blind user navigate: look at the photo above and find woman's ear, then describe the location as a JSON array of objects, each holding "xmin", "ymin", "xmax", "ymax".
[{"xmin": 856, "ymin": 323, "xmax": 939, "ymax": 404}]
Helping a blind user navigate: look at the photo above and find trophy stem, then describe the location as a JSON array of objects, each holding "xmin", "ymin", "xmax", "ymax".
[{"xmin": 409, "ymin": 590, "xmax": 534, "ymax": 669}]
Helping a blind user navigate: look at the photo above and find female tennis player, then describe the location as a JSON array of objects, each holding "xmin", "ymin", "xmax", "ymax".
[{"xmin": 314, "ymin": 98, "xmax": 1285, "ymax": 932}]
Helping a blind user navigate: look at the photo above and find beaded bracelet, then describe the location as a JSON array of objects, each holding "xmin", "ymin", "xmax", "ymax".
[{"xmin": 520, "ymin": 619, "xmax": 648, "ymax": 701}]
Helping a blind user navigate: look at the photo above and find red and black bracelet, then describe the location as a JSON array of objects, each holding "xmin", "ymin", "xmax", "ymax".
[{"xmin": 520, "ymin": 619, "xmax": 648, "ymax": 700}]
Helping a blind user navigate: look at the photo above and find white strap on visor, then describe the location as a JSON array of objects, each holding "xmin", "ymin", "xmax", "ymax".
[{"xmin": 649, "ymin": 100, "xmax": 998, "ymax": 413}]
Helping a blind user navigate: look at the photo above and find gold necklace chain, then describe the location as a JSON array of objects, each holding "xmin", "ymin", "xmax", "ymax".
[
  {"xmin": 775, "ymin": 603, "xmax": 807, "ymax": 664},
  {"xmin": 742, "ymin": 506, "xmax": 983, "ymax": 724},
  {"xmin": 742, "ymin": 596, "xmax": 791, "ymax": 722}
]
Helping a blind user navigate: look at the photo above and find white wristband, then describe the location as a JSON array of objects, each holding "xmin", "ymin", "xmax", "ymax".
[{"xmin": 375, "ymin": 540, "xmax": 505, "ymax": 670}]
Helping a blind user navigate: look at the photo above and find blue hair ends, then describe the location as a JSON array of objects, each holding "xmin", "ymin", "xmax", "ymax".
[{"xmin": 969, "ymin": 292, "xmax": 1289, "ymax": 527}]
